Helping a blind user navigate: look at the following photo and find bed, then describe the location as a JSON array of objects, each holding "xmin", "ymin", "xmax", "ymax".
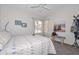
[{"xmin": 0, "ymin": 31, "xmax": 56, "ymax": 55}]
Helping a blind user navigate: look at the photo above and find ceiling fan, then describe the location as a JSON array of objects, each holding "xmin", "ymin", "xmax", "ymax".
[{"xmin": 31, "ymin": 4, "xmax": 50, "ymax": 11}]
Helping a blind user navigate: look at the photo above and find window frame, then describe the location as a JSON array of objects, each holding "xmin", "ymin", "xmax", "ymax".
[{"xmin": 34, "ymin": 20, "xmax": 43, "ymax": 34}]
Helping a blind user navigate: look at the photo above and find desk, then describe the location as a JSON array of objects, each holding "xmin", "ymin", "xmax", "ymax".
[{"xmin": 51, "ymin": 36, "xmax": 65, "ymax": 47}]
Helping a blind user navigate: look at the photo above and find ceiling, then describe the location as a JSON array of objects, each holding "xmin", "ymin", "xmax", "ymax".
[
  {"xmin": 1, "ymin": 4, "xmax": 79, "ymax": 20},
  {"xmin": 0, "ymin": 4, "xmax": 62, "ymax": 20}
]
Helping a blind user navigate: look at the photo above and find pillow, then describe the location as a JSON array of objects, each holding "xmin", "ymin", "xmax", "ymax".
[{"xmin": 0, "ymin": 31, "xmax": 11, "ymax": 50}]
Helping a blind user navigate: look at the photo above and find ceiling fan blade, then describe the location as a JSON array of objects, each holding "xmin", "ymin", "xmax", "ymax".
[
  {"xmin": 41, "ymin": 4, "xmax": 47, "ymax": 6},
  {"xmin": 31, "ymin": 5, "xmax": 40, "ymax": 8},
  {"xmin": 42, "ymin": 6, "xmax": 50, "ymax": 10}
]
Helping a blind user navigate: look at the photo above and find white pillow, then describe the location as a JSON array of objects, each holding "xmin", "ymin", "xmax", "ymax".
[{"xmin": 0, "ymin": 31, "xmax": 11, "ymax": 50}]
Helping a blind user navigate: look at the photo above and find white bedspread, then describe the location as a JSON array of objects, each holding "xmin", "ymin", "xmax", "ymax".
[{"xmin": 0, "ymin": 35, "xmax": 56, "ymax": 55}]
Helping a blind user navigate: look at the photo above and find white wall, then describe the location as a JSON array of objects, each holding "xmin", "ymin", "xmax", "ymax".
[
  {"xmin": 44, "ymin": 5, "xmax": 79, "ymax": 45},
  {"xmin": 0, "ymin": 5, "xmax": 1, "ymax": 31},
  {"xmin": 0, "ymin": 5, "xmax": 34, "ymax": 35}
]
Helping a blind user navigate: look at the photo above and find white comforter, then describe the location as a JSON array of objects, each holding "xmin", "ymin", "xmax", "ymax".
[{"xmin": 0, "ymin": 35, "xmax": 56, "ymax": 55}]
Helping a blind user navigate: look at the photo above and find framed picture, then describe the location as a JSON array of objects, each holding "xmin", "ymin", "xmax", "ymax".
[
  {"xmin": 54, "ymin": 24, "xmax": 65, "ymax": 32},
  {"xmin": 21, "ymin": 23, "xmax": 27, "ymax": 27},
  {"xmin": 15, "ymin": 20, "xmax": 21, "ymax": 25},
  {"xmin": 15, "ymin": 20, "xmax": 27, "ymax": 27}
]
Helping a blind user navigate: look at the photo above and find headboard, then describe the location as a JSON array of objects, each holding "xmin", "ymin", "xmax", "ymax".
[{"xmin": 5, "ymin": 19, "xmax": 34, "ymax": 35}]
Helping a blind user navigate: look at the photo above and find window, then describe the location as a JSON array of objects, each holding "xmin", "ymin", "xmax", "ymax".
[{"xmin": 35, "ymin": 20, "xmax": 43, "ymax": 33}]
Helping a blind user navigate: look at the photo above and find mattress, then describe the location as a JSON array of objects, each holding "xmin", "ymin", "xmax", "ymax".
[{"xmin": 0, "ymin": 35, "xmax": 56, "ymax": 55}]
